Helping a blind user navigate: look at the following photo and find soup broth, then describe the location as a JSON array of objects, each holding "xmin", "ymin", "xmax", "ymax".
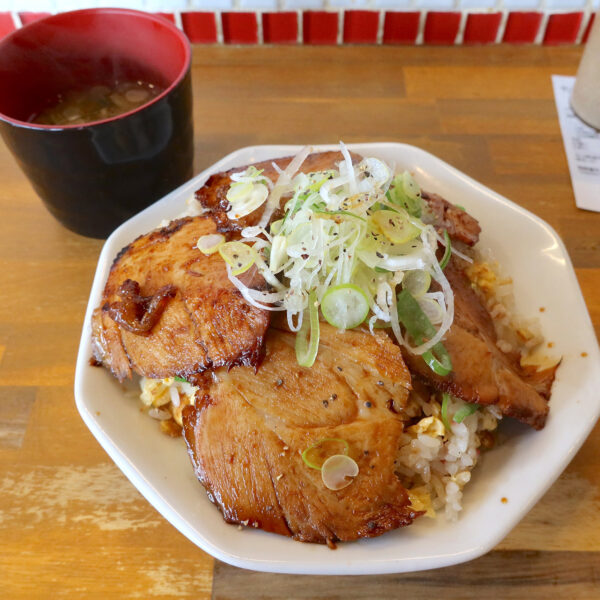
[{"xmin": 32, "ymin": 80, "xmax": 164, "ymax": 125}]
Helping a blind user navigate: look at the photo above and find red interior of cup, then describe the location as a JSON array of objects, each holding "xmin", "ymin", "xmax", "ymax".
[{"xmin": 0, "ymin": 8, "xmax": 191, "ymax": 127}]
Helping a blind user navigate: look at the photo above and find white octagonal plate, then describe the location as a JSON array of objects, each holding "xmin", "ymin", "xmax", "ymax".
[{"xmin": 75, "ymin": 143, "xmax": 600, "ymax": 575}]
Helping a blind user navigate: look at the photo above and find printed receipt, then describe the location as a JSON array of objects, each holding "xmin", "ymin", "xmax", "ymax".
[{"xmin": 552, "ymin": 75, "xmax": 600, "ymax": 212}]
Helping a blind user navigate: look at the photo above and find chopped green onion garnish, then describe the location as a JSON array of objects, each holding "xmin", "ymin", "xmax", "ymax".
[
  {"xmin": 371, "ymin": 209, "xmax": 420, "ymax": 244},
  {"xmin": 295, "ymin": 290, "xmax": 320, "ymax": 367},
  {"xmin": 301, "ymin": 438, "xmax": 350, "ymax": 470},
  {"xmin": 321, "ymin": 284, "xmax": 369, "ymax": 330},
  {"xmin": 386, "ymin": 172, "xmax": 422, "ymax": 218},
  {"xmin": 441, "ymin": 393, "xmax": 452, "ymax": 432},
  {"xmin": 217, "ymin": 147, "xmax": 456, "ymax": 369},
  {"xmin": 455, "ymin": 205, "xmax": 466, "ymax": 212},
  {"xmin": 396, "ymin": 289, "xmax": 453, "ymax": 376},
  {"xmin": 453, "ymin": 403, "xmax": 479, "ymax": 423},
  {"xmin": 439, "ymin": 230, "xmax": 452, "ymax": 270},
  {"xmin": 219, "ymin": 241, "xmax": 256, "ymax": 276},
  {"xmin": 397, "ymin": 289, "xmax": 437, "ymax": 341},
  {"xmin": 422, "ymin": 344, "xmax": 453, "ymax": 376},
  {"xmin": 321, "ymin": 454, "xmax": 359, "ymax": 490},
  {"xmin": 174, "ymin": 376, "xmax": 189, "ymax": 383},
  {"xmin": 402, "ymin": 269, "xmax": 431, "ymax": 298},
  {"xmin": 196, "ymin": 233, "xmax": 225, "ymax": 255}
]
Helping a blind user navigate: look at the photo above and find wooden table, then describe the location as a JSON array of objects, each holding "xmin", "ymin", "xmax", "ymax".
[{"xmin": 1, "ymin": 45, "xmax": 599, "ymax": 599}]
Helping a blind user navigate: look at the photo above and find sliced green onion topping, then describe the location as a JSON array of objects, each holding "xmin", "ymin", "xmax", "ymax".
[
  {"xmin": 422, "ymin": 344, "xmax": 453, "ymax": 376},
  {"xmin": 441, "ymin": 393, "xmax": 452, "ymax": 432},
  {"xmin": 453, "ymin": 403, "xmax": 479, "ymax": 423},
  {"xmin": 174, "ymin": 376, "xmax": 189, "ymax": 383},
  {"xmin": 219, "ymin": 241, "xmax": 256, "ymax": 276},
  {"xmin": 269, "ymin": 219, "xmax": 283, "ymax": 235},
  {"xmin": 216, "ymin": 147, "xmax": 456, "ymax": 369},
  {"xmin": 226, "ymin": 181, "xmax": 253, "ymax": 202},
  {"xmin": 397, "ymin": 288, "xmax": 437, "ymax": 342},
  {"xmin": 321, "ymin": 454, "xmax": 359, "ymax": 490},
  {"xmin": 439, "ymin": 230, "xmax": 452, "ymax": 270},
  {"xmin": 402, "ymin": 269, "xmax": 431, "ymax": 298},
  {"xmin": 371, "ymin": 209, "xmax": 420, "ymax": 244},
  {"xmin": 418, "ymin": 297, "xmax": 444, "ymax": 325},
  {"xmin": 196, "ymin": 233, "xmax": 225, "ymax": 255},
  {"xmin": 321, "ymin": 284, "xmax": 369, "ymax": 330},
  {"xmin": 387, "ymin": 172, "xmax": 422, "ymax": 218},
  {"xmin": 397, "ymin": 289, "xmax": 453, "ymax": 376},
  {"xmin": 295, "ymin": 290, "xmax": 320, "ymax": 367},
  {"xmin": 301, "ymin": 438, "xmax": 350, "ymax": 470}
]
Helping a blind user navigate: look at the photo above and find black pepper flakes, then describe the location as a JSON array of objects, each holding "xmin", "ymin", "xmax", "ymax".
[
  {"xmin": 322, "ymin": 399, "xmax": 329, "ymax": 408},
  {"xmin": 365, "ymin": 401, "xmax": 372, "ymax": 408},
  {"xmin": 337, "ymin": 366, "xmax": 343, "ymax": 372},
  {"xmin": 377, "ymin": 380, "xmax": 384, "ymax": 386}
]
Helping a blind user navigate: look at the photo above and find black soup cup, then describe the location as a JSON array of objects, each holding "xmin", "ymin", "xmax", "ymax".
[{"xmin": 0, "ymin": 8, "xmax": 194, "ymax": 238}]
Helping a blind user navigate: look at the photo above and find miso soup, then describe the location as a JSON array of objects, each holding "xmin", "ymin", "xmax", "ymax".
[{"xmin": 32, "ymin": 80, "xmax": 164, "ymax": 125}]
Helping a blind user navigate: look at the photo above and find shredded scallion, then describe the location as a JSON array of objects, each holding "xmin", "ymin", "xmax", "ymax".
[{"xmin": 203, "ymin": 145, "xmax": 459, "ymax": 370}]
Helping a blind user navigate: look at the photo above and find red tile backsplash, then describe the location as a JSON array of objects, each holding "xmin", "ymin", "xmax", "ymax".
[
  {"xmin": 4, "ymin": 7, "xmax": 592, "ymax": 48},
  {"xmin": 463, "ymin": 12, "xmax": 502, "ymax": 45},
  {"xmin": 181, "ymin": 12, "xmax": 218, "ymax": 44},
  {"xmin": 343, "ymin": 10, "xmax": 379, "ymax": 44},
  {"xmin": 503, "ymin": 12, "xmax": 543, "ymax": 44},
  {"xmin": 383, "ymin": 11, "xmax": 421, "ymax": 45},
  {"xmin": 263, "ymin": 12, "xmax": 298, "ymax": 44},
  {"xmin": 424, "ymin": 11, "xmax": 461, "ymax": 45},
  {"xmin": 543, "ymin": 11, "xmax": 583, "ymax": 45},
  {"xmin": 303, "ymin": 11, "xmax": 339, "ymax": 45},
  {"xmin": 19, "ymin": 12, "xmax": 50, "ymax": 26},
  {"xmin": 0, "ymin": 12, "xmax": 15, "ymax": 38},
  {"xmin": 222, "ymin": 12, "xmax": 259, "ymax": 44}
]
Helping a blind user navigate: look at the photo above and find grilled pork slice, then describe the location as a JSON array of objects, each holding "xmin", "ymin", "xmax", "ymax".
[
  {"xmin": 421, "ymin": 191, "xmax": 481, "ymax": 246},
  {"xmin": 401, "ymin": 258, "xmax": 557, "ymax": 429},
  {"xmin": 182, "ymin": 323, "xmax": 420, "ymax": 545},
  {"xmin": 91, "ymin": 216, "xmax": 269, "ymax": 382}
]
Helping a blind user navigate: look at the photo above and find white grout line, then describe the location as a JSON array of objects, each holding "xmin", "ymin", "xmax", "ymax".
[
  {"xmin": 534, "ymin": 0, "xmax": 549, "ymax": 43},
  {"xmin": 496, "ymin": 9, "xmax": 509, "ymax": 43},
  {"xmin": 11, "ymin": 11, "xmax": 22, "ymax": 29},
  {"xmin": 455, "ymin": 9, "xmax": 468, "ymax": 44},
  {"xmin": 416, "ymin": 9, "xmax": 426, "ymax": 45},
  {"xmin": 376, "ymin": 8, "xmax": 384, "ymax": 44},
  {"xmin": 257, "ymin": 10, "xmax": 263, "ymax": 43},
  {"xmin": 174, "ymin": 9, "xmax": 183, "ymax": 30},
  {"xmin": 297, "ymin": 8, "xmax": 303, "ymax": 43},
  {"xmin": 216, "ymin": 10, "xmax": 224, "ymax": 44}
]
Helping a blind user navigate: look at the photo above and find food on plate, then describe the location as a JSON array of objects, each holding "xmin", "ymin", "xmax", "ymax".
[
  {"xmin": 90, "ymin": 145, "xmax": 558, "ymax": 543},
  {"xmin": 91, "ymin": 216, "xmax": 269, "ymax": 382},
  {"xmin": 183, "ymin": 322, "xmax": 418, "ymax": 544}
]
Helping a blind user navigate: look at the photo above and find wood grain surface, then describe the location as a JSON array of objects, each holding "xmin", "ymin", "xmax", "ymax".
[{"xmin": 0, "ymin": 45, "xmax": 599, "ymax": 599}]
